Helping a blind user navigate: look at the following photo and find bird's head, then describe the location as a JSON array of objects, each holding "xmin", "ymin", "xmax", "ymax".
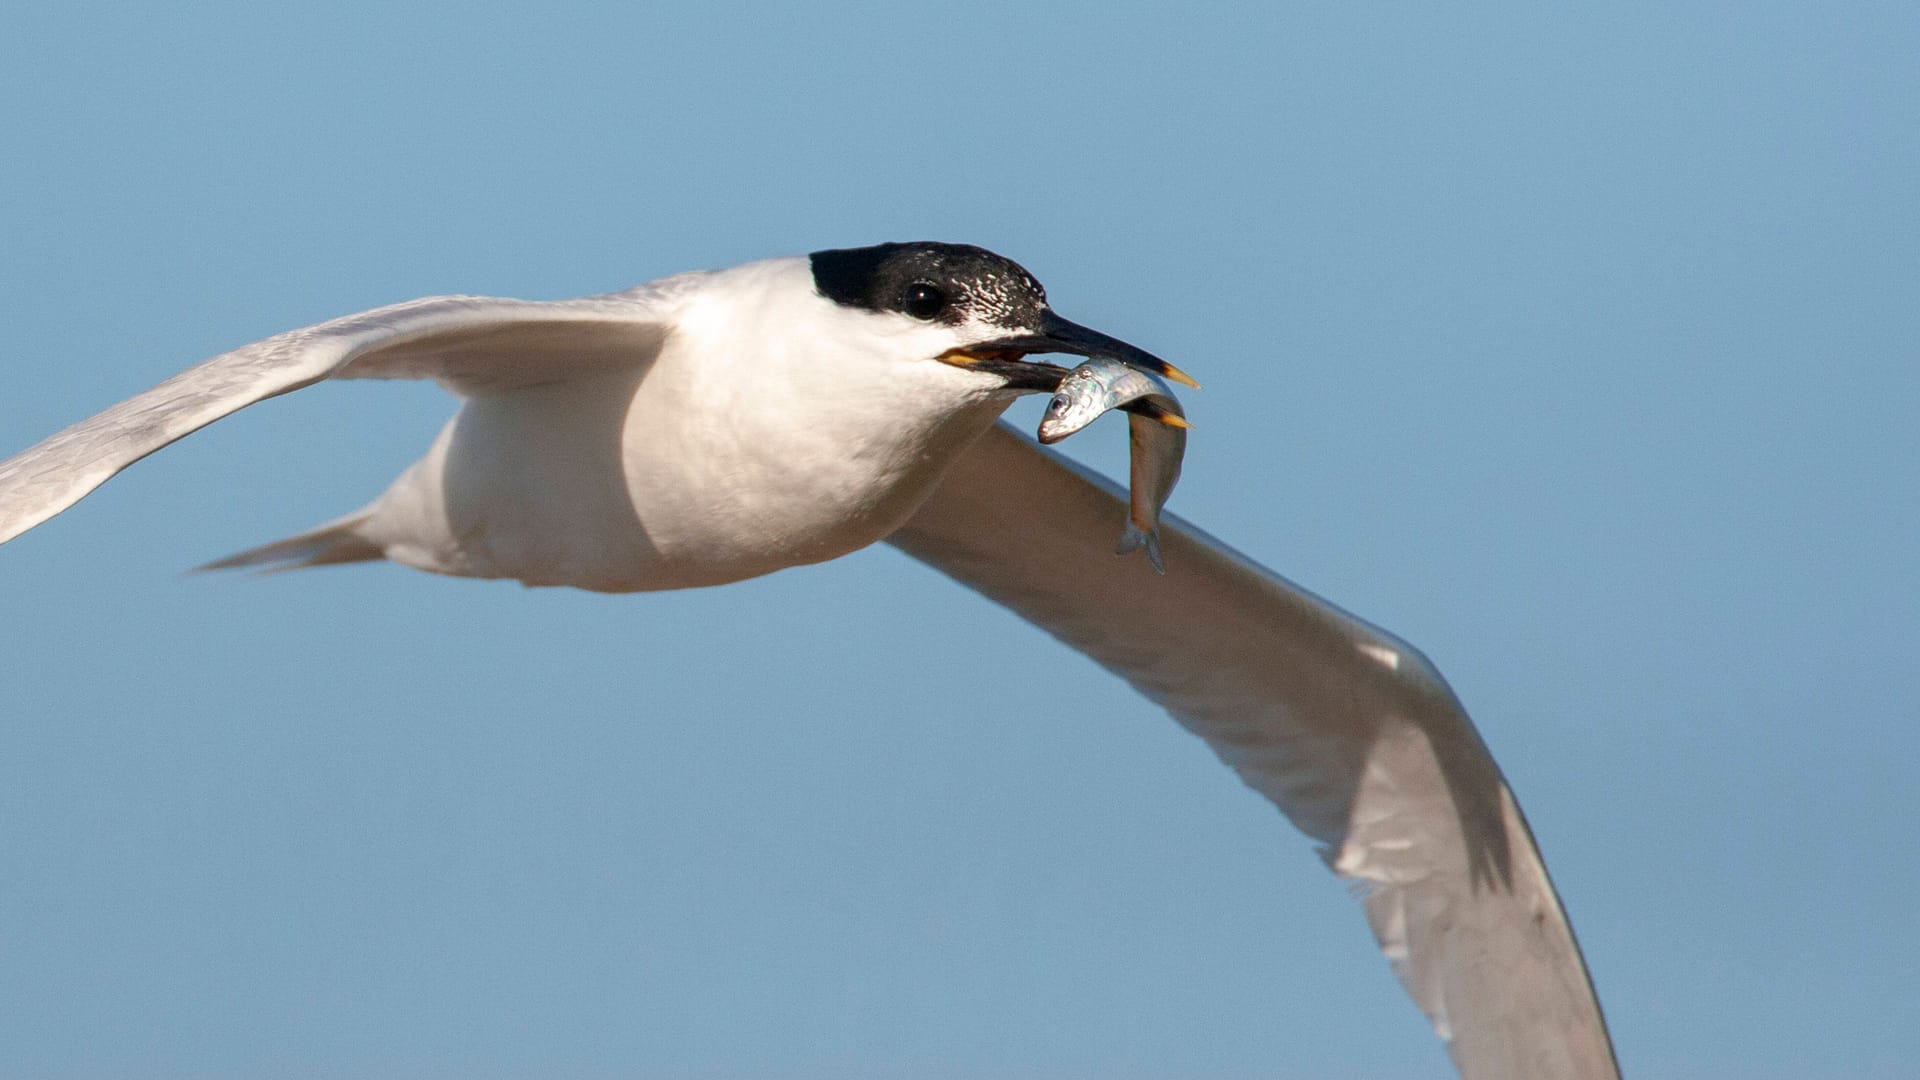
[{"xmin": 808, "ymin": 242, "xmax": 1196, "ymax": 393}]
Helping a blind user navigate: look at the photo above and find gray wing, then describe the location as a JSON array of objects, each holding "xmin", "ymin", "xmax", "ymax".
[
  {"xmin": 0, "ymin": 283, "xmax": 687, "ymax": 546},
  {"xmin": 888, "ymin": 423, "xmax": 1620, "ymax": 1080}
]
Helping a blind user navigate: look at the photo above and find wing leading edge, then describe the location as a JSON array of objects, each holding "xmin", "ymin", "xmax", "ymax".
[{"xmin": 0, "ymin": 288, "xmax": 681, "ymax": 547}]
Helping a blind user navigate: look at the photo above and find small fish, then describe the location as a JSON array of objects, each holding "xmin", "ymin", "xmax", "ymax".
[
  {"xmin": 1035, "ymin": 357, "xmax": 1189, "ymax": 573},
  {"xmin": 1036, "ymin": 359, "xmax": 1187, "ymax": 445}
]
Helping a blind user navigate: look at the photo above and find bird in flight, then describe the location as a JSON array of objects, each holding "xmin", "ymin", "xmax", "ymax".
[{"xmin": 0, "ymin": 242, "xmax": 1620, "ymax": 1079}]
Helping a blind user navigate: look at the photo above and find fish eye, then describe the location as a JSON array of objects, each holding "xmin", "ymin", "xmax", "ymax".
[
  {"xmin": 902, "ymin": 283, "xmax": 946, "ymax": 320},
  {"xmin": 1047, "ymin": 394, "xmax": 1070, "ymax": 414}
]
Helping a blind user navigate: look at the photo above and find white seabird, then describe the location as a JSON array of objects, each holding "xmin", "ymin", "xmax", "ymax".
[{"xmin": 0, "ymin": 242, "xmax": 1620, "ymax": 1080}]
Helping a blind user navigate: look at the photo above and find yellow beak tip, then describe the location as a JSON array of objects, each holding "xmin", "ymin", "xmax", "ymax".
[{"xmin": 1162, "ymin": 366, "xmax": 1202, "ymax": 390}]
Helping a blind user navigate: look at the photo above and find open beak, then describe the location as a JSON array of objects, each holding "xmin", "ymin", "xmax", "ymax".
[{"xmin": 940, "ymin": 310, "xmax": 1200, "ymax": 392}]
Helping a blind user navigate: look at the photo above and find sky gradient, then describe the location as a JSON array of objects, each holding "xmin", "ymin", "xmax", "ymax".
[{"xmin": 2, "ymin": 4, "xmax": 1915, "ymax": 1078}]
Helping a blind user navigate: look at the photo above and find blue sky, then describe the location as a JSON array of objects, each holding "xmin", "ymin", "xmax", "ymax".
[{"xmin": 1, "ymin": 4, "xmax": 1914, "ymax": 1078}]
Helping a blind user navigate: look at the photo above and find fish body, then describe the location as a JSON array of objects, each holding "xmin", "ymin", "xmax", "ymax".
[
  {"xmin": 1117, "ymin": 407, "xmax": 1185, "ymax": 573},
  {"xmin": 1034, "ymin": 357, "xmax": 1187, "ymax": 572},
  {"xmin": 1037, "ymin": 359, "xmax": 1181, "ymax": 444}
]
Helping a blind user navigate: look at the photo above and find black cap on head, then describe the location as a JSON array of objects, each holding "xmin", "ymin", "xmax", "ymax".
[
  {"xmin": 809, "ymin": 242, "xmax": 1048, "ymax": 329},
  {"xmin": 810, "ymin": 241, "xmax": 1200, "ymax": 391}
]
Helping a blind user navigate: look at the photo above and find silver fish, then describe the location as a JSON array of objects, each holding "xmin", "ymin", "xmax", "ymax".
[
  {"xmin": 1035, "ymin": 357, "xmax": 1189, "ymax": 573},
  {"xmin": 1037, "ymin": 359, "xmax": 1181, "ymax": 444}
]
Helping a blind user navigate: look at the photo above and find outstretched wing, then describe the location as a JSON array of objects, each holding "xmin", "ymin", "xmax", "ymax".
[
  {"xmin": 889, "ymin": 423, "xmax": 1620, "ymax": 1080},
  {"xmin": 0, "ymin": 284, "xmax": 689, "ymax": 546}
]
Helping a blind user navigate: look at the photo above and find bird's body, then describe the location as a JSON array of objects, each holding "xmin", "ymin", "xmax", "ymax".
[
  {"xmin": 0, "ymin": 242, "xmax": 1621, "ymax": 1080},
  {"xmin": 310, "ymin": 257, "xmax": 1018, "ymax": 592}
]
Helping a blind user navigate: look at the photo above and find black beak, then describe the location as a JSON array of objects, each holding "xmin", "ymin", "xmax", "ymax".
[{"xmin": 939, "ymin": 311, "xmax": 1200, "ymax": 392}]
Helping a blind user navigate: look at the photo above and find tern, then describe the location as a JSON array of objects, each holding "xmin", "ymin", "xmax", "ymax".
[{"xmin": 0, "ymin": 242, "xmax": 1620, "ymax": 1079}]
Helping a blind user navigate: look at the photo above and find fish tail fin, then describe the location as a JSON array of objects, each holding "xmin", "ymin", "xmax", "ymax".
[{"xmin": 1115, "ymin": 521, "xmax": 1166, "ymax": 574}]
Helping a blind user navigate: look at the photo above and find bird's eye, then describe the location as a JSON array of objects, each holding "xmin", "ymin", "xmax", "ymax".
[{"xmin": 902, "ymin": 283, "xmax": 946, "ymax": 320}]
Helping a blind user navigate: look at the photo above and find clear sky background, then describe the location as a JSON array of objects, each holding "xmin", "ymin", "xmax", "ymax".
[{"xmin": 1, "ymin": 4, "xmax": 1914, "ymax": 1078}]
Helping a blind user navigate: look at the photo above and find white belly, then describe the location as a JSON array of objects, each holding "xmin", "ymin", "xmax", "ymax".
[{"xmin": 362, "ymin": 341, "xmax": 1014, "ymax": 592}]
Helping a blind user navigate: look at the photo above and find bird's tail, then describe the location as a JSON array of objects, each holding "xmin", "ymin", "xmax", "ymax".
[{"xmin": 194, "ymin": 508, "xmax": 383, "ymax": 575}]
